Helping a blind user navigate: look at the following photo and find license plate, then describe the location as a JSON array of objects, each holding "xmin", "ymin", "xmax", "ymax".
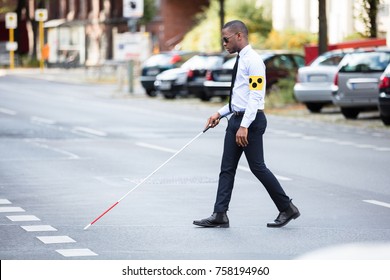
[
  {"xmin": 218, "ymin": 74, "xmax": 232, "ymax": 81},
  {"xmin": 308, "ymin": 75, "xmax": 327, "ymax": 82},
  {"xmin": 159, "ymin": 82, "xmax": 171, "ymax": 90},
  {"xmin": 352, "ymin": 83, "xmax": 377, "ymax": 90},
  {"xmin": 147, "ymin": 69, "xmax": 159, "ymax": 76}
]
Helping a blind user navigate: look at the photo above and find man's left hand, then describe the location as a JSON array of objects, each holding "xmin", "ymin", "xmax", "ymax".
[{"xmin": 236, "ymin": 126, "xmax": 248, "ymax": 147}]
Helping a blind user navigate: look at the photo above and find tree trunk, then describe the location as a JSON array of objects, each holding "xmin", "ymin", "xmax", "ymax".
[
  {"xmin": 367, "ymin": 0, "xmax": 378, "ymax": 38},
  {"xmin": 219, "ymin": 0, "xmax": 225, "ymax": 52},
  {"xmin": 318, "ymin": 0, "xmax": 328, "ymax": 55}
]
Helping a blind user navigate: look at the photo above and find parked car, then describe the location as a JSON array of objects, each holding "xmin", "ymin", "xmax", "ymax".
[
  {"xmin": 378, "ymin": 63, "xmax": 390, "ymax": 125},
  {"xmin": 154, "ymin": 53, "xmax": 233, "ymax": 99},
  {"xmin": 332, "ymin": 49, "xmax": 390, "ymax": 119},
  {"xmin": 202, "ymin": 51, "xmax": 305, "ymax": 101},
  {"xmin": 293, "ymin": 49, "xmax": 351, "ymax": 113},
  {"xmin": 140, "ymin": 51, "xmax": 196, "ymax": 97}
]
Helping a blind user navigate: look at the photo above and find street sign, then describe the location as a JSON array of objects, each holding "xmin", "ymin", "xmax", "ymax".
[
  {"xmin": 35, "ymin": 9, "xmax": 48, "ymax": 22},
  {"xmin": 123, "ymin": 0, "xmax": 144, "ymax": 18},
  {"xmin": 6, "ymin": 42, "xmax": 18, "ymax": 51},
  {"xmin": 5, "ymin": 13, "xmax": 17, "ymax": 29}
]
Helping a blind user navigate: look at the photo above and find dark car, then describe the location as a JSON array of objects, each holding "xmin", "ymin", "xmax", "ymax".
[
  {"xmin": 140, "ymin": 51, "xmax": 197, "ymax": 97},
  {"xmin": 202, "ymin": 51, "xmax": 305, "ymax": 101},
  {"xmin": 154, "ymin": 53, "xmax": 234, "ymax": 99},
  {"xmin": 379, "ymin": 63, "xmax": 390, "ymax": 125}
]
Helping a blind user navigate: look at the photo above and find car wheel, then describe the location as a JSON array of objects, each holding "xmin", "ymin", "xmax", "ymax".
[
  {"xmin": 146, "ymin": 89, "xmax": 157, "ymax": 97},
  {"xmin": 380, "ymin": 114, "xmax": 390, "ymax": 125},
  {"xmin": 200, "ymin": 92, "xmax": 211, "ymax": 101},
  {"xmin": 341, "ymin": 107, "xmax": 360, "ymax": 119},
  {"xmin": 305, "ymin": 103, "xmax": 323, "ymax": 113},
  {"xmin": 163, "ymin": 93, "xmax": 176, "ymax": 99}
]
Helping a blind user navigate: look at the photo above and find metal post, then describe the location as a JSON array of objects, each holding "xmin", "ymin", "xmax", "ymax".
[
  {"xmin": 39, "ymin": 20, "xmax": 44, "ymax": 72},
  {"xmin": 9, "ymin": 28, "xmax": 14, "ymax": 70},
  {"xmin": 128, "ymin": 59, "xmax": 134, "ymax": 94}
]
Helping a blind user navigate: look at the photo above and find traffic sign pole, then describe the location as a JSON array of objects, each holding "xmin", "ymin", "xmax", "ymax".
[
  {"xmin": 35, "ymin": 9, "xmax": 48, "ymax": 73},
  {"xmin": 5, "ymin": 13, "xmax": 17, "ymax": 70},
  {"xmin": 39, "ymin": 20, "xmax": 44, "ymax": 72},
  {"xmin": 9, "ymin": 28, "xmax": 14, "ymax": 70}
]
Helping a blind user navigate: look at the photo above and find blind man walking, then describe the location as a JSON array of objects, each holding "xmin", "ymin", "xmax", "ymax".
[{"xmin": 193, "ymin": 20, "xmax": 300, "ymax": 228}]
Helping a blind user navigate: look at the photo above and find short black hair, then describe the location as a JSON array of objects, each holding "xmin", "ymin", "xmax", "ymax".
[{"xmin": 223, "ymin": 20, "xmax": 248, "ymax": 36}]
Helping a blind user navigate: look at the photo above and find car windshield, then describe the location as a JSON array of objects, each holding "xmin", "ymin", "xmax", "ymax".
[
  {"xmin": 181, "ymin": 55, "xmax": 224, "ymax": 70},
  {"xmin": 143, "ymin": 54, "xmax": 175, "ymax": 67},
  {"xmin": 310, "ymin": 52, "xmax": 346, "ymax": 66},
  {"xmin": 339, "ymin": 52, "xmax": 390, "ymax": 73}
]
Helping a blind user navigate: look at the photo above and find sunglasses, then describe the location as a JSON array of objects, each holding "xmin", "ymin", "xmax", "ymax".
[{"xmin": 222, "ymin": 32, "xmax": 239, "ymax": 44}]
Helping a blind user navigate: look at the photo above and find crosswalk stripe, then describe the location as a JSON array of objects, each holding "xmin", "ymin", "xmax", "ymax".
[
  {"xmin": 7, "ymin": 215, "xmax": 41, "ymax": 222},
  {"xmin": 56, "ymin": 248, "xmax": 98, "ymax": 257},
  {"xmin": 37, "ymin": 236, "xmax": 76, "ymax": 244},
  {"xmin": 21, "ymin": 225, "xmax": 57, "ymax": 232},
  {"xmin": 0, "ymin": 207, "xmax": 25, "ymax": 213}
]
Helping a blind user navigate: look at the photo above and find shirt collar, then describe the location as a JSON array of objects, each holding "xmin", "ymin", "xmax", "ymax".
[{"xmin": 238, "ymin": 44, "xmax": 252, "ymax": 57}]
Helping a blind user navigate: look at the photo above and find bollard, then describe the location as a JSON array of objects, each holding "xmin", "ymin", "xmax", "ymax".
[{"xmin": 128, "ymin": 59, "xmax": 134, "ymax": 94}]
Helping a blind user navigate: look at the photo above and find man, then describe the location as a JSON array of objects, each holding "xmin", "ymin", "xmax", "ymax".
[{"xmin": 193, "ymin": 20, "xmax": 300, "ymax": 228}]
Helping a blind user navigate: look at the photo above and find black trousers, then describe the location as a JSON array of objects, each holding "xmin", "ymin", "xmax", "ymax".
[{"xmin": 213, "ymin": 112, "xmax": 290, "ymax": 213}]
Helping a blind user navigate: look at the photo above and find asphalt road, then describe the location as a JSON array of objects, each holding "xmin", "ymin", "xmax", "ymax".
[{"xmin": 1, "ymin": 72, "xmax": 390, "ymax": 260}]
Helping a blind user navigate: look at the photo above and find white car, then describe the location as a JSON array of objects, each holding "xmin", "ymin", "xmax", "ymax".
[{"xmin": 294, "ymin": 50, "xmax": 351, "ymax": 113}]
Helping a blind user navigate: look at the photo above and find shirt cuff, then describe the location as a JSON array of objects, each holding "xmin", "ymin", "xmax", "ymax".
[{"xmin": 218, "ymin": 105, "xmax": 231, "ymax": 118}]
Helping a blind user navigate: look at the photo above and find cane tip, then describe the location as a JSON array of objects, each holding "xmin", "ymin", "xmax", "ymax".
[{"xmin": 84, "ymin": 224, "xmax": 91, "ymax": 230}]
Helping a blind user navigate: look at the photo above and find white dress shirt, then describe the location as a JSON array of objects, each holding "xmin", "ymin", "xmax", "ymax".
[{"xmin": 218, "ymin": 45, "xmax": 266, "ymax": 128}]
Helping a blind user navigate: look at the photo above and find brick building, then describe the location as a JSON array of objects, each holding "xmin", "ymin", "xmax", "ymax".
[{"xmin": 0, "ymin": 0, "xmax": 210, "ymax": 66}]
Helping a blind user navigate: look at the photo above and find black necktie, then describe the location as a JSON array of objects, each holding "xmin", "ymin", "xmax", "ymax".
[{"xmin": 229, "ymin": 55, "xmax": 239, "ymax": 112}]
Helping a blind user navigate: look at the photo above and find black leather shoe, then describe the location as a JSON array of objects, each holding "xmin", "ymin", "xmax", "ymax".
[
  {"xmin": 267, "ymin": 201, "xmax": 300, "ymax": 228},
  {"xmin": 193, "ymin": 212, "xmax": 229, "ymax": 228}
]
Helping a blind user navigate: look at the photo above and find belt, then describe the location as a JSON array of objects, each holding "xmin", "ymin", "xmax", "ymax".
[{"xmin": 232, "ymin": 109, "xmax": 263, "ymax": 116}]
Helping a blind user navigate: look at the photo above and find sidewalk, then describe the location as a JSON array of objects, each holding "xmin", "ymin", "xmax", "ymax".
[{"xmin": 1, "ymin": 67, "xmax": 146, "ymax": 97}]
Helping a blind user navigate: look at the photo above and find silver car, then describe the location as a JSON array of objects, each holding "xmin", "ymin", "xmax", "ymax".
[
  {"xmin": 294, "ymin": 50, "xmax": 350, "ymax": 113},
  {"xmin": 332, "ymin": 49, "xmax": 390, "ymax": 119}
]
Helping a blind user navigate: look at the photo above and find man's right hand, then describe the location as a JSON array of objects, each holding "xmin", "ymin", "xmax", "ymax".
[{"xmin": 205, "ymin": 112, "xmax": 221, "ymax": 130}]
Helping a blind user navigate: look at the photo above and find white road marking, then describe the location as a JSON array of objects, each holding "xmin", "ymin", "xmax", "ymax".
[
  {"xmin": 37, "ymin": 236, "xmax": 76, "ymax": 244},
  {"xmin": 237, "ymin": 165, "xmax": 292, "ymax": 181},
  {"xmin": 72, "ymin": 126, "xmax": 107, "ymax": 137},
  {"xmin": 0, "ymin": 107, "xmax": 17, "ymax": 115},
  {"xmin": 7, "ymin": 215, "xmax": 41, "ymax": 222},
  {"xmin": 21, "ymin": 225, "xmax": 57, "ymax": 232},
  {"xmin": 136, "ymin": 142, "xmax": 177, "ymax": 153},
  {"xmin": 25, "ymin": 139, "xmax": 80, "ymax": 159},
  {"xmin": 268, "ymin": 129, "xmax": 390, "ymax": 152},
  {"xmin": 30, "ymin": 116, "xmax": 56, "ymax": 125},
  {"xmin": 0, "ymin": 199, "xmax": 12, "ymax": 204},
  {"xmin": 56, "ymin": 248, "xmax": 98, "ymax": 257},
  {"xmin": 0, "ymin": 207, "xmax": 25, "ymax": 213},
  {"xmin": 363, "ymin": 200, "xmax": 390, "ymax": 209}
]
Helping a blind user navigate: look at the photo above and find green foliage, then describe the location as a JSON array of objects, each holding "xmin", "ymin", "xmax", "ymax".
[
  {"xmin": 139, "ymin": 0, "xmax": 157, "ymax": 26},
  {"xmin": 264, "ymin": 29, "xmax": 316, "ymax": 51},
  {"xmin": 357, "ymin": 0, "xmax": 382, "ymax": 38},
  {"xmin": 266, "ymin": 78, "xmax": 297, "ymax": 108},
  {"xmin": 180, "ymin": 0, "xmax": 272, "ymax": 52}
]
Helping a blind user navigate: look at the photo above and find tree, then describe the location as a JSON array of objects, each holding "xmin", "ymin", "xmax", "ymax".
[
  {"xmin": 359, "ymin": 0, "xmax": 382, "ymax": 38},
  {"xmin": 318, "ymin": 0, "xmax": 328, "ymax": 55},
  {"xmin": 180, "ymin": 0, "xmax": 272, "ymax": 52}
]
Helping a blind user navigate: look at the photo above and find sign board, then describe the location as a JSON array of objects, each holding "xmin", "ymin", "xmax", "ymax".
[
  {"xmin": 113, "ymin": 32, "xmax": 151, "ymax": 62},
  {"xmin": 6, "ymin": 42, "xmax": 18, "ymax": 51},
  {"xmin": 123, "ymin": 0, "xmax": 144, "ymax": 18},
  {"xmin": 35, "ymin": 9, "xmax": 48, "ymax": 21},
  {"xmin": 5, "ymin": 13, "xmax": 17, "ymax": 29}
]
